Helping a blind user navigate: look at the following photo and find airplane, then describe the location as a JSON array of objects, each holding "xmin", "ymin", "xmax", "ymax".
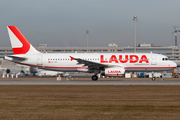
[
  {"xmin": 4, "ymin": 26, "xmax": 177, "ymax": 81},
  {"xmin": 30, "ymin": 66, "xmax": 70, "ymax": 77}
]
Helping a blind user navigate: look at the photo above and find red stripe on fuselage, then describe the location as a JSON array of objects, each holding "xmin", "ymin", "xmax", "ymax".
[
  {"xmin": 125, "ymin": 67, "xmax": 176, "ymax": 69},
  {"xmin": 44, "ymin": 66, "xmax": 87, "ymax": 69},
  {"xmin": 15, "ymin": 62, "xmax": 87, "ymax": 69},
  {"xmin": 15, "ymin": 62, "xmax": 43, "ymax": 68},
  {"xmin": 15, "ymin": 62, "xmax": 175, "ymax": 71}
]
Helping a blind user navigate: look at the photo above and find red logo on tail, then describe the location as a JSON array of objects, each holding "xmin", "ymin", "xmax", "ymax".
[
  {"xmin": 8, "ymin": 26, "xmax": 30, "ymax": 54},
  {"xmin": 70, "ymin": 56, "xmax": 75, "ymax": 61}
]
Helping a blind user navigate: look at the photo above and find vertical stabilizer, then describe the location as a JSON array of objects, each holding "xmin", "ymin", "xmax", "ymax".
[{"xmin": 7, "ymin": 26, "xmax": 39, "ymax": 55}]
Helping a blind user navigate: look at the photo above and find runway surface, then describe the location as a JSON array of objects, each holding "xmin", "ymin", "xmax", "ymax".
[{"xmin": 0, "ymin": 79, "xmax": 180, "ymax": 85}]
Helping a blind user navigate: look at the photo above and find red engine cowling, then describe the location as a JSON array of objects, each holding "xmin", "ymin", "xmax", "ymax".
[{"xmin": 101, "ymin": 67, "xmax": 125, "ymax": 76}]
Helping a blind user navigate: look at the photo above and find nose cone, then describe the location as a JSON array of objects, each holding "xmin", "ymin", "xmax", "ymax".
[{"xmin": 171, "ymin": 61, "xmax": 177, "ymax": 68}]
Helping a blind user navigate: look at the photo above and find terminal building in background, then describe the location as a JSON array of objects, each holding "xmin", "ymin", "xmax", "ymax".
[{"xmin": 0, "ymin": 43, "xmax": 180, "ymax": 66}]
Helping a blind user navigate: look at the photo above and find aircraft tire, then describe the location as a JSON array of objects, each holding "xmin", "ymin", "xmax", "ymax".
[
  {"xmin": 92, "ymin": 75, "xmax": 98, "ymax": 81},
  {"xmin": 152, "ymin": 77, "xmax": 156, "ymax": 81}
]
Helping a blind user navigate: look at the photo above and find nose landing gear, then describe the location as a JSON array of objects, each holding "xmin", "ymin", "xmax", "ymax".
[{"xmin": 92, "ymin": 75, "xmax": 98, "ymax": 81}]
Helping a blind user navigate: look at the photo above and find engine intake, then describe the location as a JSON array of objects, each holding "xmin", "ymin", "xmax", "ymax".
[{"xmin": 6, "ymin": 69, "xmax": 11, "ymax": 74}]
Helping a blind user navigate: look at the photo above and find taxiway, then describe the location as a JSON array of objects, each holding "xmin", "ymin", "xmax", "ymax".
[{"xmin": 0, "ymin": 79, "xmax": 180, "ymax": 85}]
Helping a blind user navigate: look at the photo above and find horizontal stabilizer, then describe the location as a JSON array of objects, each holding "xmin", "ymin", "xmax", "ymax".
[{"xmin": 4, "ymin": 55, "xmax": 27, "ymax": 62}]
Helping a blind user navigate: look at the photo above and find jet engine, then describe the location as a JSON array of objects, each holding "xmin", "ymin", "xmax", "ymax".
[
  {"xmin": 29, "ymin": 66, "xmax": 38, "ymax": 75},
  {"xmin": 101, "ymin": 67, "xmax": 125, "ymax": 76},
  {"xmin": 6, "ymin": 69, "xmax": 11, "ymax": 74}
]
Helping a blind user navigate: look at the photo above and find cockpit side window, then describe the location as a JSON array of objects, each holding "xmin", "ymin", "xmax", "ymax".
[{"xmin": 162, "ymin": 58, "xmax": 169, "ymax": 61}]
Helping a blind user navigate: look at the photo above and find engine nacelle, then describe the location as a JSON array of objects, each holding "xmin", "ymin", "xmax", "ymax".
[
  {"xmin": 6, "ymin": 69, "xmax": 11, "ymax": 74},
  {"xmin": 101, "ymin": 67, "xmax": 125, "ymax": 76},
  {"xmin": 29, "ymin": 66, "xmax": 38, "ymax": 73}
]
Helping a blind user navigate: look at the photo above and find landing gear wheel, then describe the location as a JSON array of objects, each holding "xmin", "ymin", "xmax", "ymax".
[
  {"xmin": 152, "ymin": 77, "xmax": 156, "ymax": 81},
  {"xmin": 92, "ymin": 75, "xmax": 98, "ymax": 81}
]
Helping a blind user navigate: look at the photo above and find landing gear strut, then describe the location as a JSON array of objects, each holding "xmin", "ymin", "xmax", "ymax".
[{"xmin": 92, "ymin": 75, "xmax": 98, "ymax": 81}]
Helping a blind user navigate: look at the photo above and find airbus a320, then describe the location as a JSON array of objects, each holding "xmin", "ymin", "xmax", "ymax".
[{"xmin": 4, "ymin": 26, "xmax": 177, "ymax": 81}]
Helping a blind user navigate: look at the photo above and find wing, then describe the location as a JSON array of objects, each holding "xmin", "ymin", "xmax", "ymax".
[{"xmin": 70, "ymin": 56, "xmax": 120, "ymax": 70}]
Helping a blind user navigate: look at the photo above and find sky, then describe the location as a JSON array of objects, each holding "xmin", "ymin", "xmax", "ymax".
[{"xmin": 0, "ymin": 0, "xmax": 180, "ymax": 47}]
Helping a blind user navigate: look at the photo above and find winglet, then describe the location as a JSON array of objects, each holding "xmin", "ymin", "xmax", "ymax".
[{"xmin": 70, "ymin": 56, "xmax": 75, "ymax": 61}]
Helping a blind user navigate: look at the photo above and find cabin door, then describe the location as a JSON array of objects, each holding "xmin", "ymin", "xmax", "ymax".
[
  {"xmin": 37, "ymin": 55, "xmax": 42, "ymax": 65},
  {"xmin": 151, "ymin": 55, "xmax": 157, "ymax": 65}
]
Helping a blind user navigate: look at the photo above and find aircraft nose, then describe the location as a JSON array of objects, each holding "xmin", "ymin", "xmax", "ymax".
[{"xmin": 171, "ymin": 61, "xmax": 177, "ymax": 68}]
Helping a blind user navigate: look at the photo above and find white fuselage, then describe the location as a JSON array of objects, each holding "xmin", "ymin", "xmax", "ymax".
[
  {"xmin": 5, "ymin": 26, "xmax": 177, "ymax": 80},
  {"xmin": 13, "ymin": 52, "xmax": 177, "ymax": 72}
]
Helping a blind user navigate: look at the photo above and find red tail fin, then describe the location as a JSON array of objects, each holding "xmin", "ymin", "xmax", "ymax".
[{"xmin": 7, "ymin": 26, "xmax": 39, "ymax": 54}]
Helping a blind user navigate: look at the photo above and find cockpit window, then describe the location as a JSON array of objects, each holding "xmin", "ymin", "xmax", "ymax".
[{"xmin": 162, "ymin": 58, "xmax": 169, "ymax": 61}]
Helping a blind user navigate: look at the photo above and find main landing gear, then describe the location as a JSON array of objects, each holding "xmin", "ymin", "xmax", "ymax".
[
  {"xmin": 92, "ymin": 75, "xmax": 98, "ymax": 81},
  {"xmin": 92, "ymin": 70, "xmax": 100, "ymax": 81}
]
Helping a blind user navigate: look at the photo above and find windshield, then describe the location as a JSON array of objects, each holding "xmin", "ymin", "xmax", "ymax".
[{"xmin": 162, "ymin": 58, "xmax": 169, "ymax": 61}]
